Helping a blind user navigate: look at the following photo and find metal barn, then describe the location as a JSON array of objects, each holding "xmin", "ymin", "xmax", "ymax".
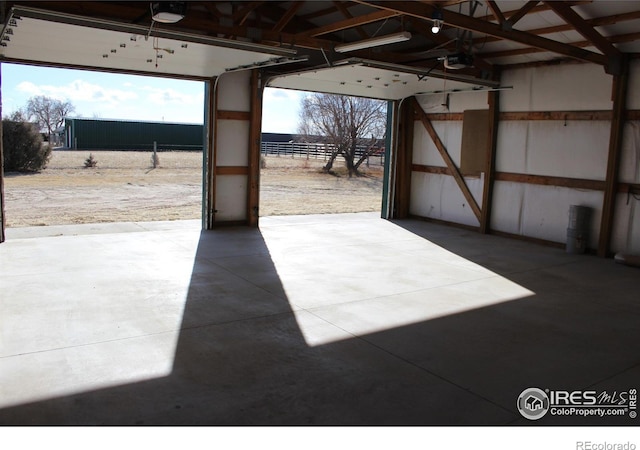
[{"xmin": 64, "ymin": 118, "xmax": 204, "ymax": 151}]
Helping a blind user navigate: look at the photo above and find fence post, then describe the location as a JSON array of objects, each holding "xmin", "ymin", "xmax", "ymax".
[{"xmin": 152, "ymin": 141, "xmax": 158, "ymax": 168}]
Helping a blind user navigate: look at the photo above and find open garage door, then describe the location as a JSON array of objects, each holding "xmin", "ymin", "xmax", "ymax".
[
  {"xmin": 266, "ymin": 59, "xmax": 500, "ymax": 219},
  {"xmin": 0, "ymin": 6, "xmax": 303, "ymax": 239}
]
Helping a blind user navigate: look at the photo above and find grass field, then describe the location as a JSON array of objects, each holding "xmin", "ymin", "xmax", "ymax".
[{"xmin": 3, "ymin": 151, "xmax": 383, "ymax": 227}]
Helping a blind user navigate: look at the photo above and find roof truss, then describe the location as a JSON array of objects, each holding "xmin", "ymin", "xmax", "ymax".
[{"xmin": 2, "ymin": 0, "xmax": 639, "ymax": 84}]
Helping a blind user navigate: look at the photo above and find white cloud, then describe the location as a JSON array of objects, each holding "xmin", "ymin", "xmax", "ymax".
[
  {"xmin": 143, "ymin": 86, "xmax": 203, "ymax": 106},
  {"xmin": 260, "ymin": 88, "xmax": 305, "ymax": 133},
  {"xmin": 264, "ymin": 87, "xmax": 305, "ymax": 103},
  {"xmin": 16, "ymin": 79, "xmax": 138, "ymax": 105}
]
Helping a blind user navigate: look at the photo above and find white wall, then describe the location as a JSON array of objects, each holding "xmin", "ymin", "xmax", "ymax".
[
  {"xmin": 500, "ymin": 63, "xmax": 612, "ymax": 112},
  {"xmin": 494, "ymin": 64, "xmax": 613, "ymax": 246},
  {"xmin": 214, "ymin": 70, "xmax": 251, "ymax": 222},
  {"xmin": 410, "ymin": 92, "xmax": 486, "ymax": 226},
  {"xmin": 408, "ymin": 62, "xmax": 640, "ymax": 253}
]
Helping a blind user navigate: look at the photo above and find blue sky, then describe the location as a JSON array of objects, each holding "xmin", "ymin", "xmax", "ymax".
[{"xmin": 1, "ymin": 63, "xmax": 304, "ymax": 133}]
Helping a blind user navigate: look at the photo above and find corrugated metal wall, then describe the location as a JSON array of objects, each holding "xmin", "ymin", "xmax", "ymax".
[{"xmin": 65, "ymin": 118, "xmax": 204, "ymax": 151}]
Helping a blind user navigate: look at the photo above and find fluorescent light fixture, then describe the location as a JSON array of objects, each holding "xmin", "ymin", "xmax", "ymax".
[
  {"xmin": 151, "ymin": 2, "xmax": 186, "ymax": 24},
  {"xmin": 334, "ymin": 31, "xmax": 411, "ymax": 53}
]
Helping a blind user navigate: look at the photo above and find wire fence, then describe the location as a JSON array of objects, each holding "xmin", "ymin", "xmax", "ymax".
[{"xmin": 260, "ymin": 141, "xmax": 385, "ymax": 166}]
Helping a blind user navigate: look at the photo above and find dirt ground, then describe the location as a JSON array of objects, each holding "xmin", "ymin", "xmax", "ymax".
[{"xmin": 3, "ymin": 151, "xmax": 383, "ymax": 228}]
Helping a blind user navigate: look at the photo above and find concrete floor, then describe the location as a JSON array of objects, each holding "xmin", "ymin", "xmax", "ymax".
[{"xmin": 1, "ymin": 212, "xmax": 639, "ymax": 425}]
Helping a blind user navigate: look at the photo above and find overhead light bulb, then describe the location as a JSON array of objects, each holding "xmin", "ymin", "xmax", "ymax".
[{"xmin": 431, "ymin": 10, "xmax": 444, "ymax": 34}]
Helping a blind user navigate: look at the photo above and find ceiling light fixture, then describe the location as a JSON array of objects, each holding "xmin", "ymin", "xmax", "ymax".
[
  {"xmin": 334, "ymin": 31, "xmax": 412, "ymax": 53},
  {"xmin": 431, "ymin": 10, "xmax": 443, "ymax": 34},
  {"xmin": 151, "ymin": 2, "xmax": 186, "ymax": 24}
]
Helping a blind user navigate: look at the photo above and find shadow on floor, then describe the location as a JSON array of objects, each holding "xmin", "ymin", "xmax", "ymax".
[{"xmin": 0, "ymin": 218, "xmax": 638, "ymax": 425}]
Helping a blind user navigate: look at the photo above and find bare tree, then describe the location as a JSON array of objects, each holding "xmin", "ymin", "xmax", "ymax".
[
  {"xmin": 25, "ymin": 96, "xmax": 75, "ymax": 144},
  {"xmin": 298, "ymin": 93, "xmax": 386, "ymax": 177}
]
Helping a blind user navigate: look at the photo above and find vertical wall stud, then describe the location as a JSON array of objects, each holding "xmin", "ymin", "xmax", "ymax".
[
  {"xmin": 381, "ymin": 100, "xmax": 395, "ymax": 219},
  {"xmin": 205, "ymin": 77, "xmax": 217, "ymax": 230},
  {"xmin": 598, "ymin": 57, "xmax": 629, "ymax": 257},
  {"xmin": 394, "ymin": 97, "xmax": 415, "ymax": 219},
  {"xmin": 480, "ymin": 84, "xmax": 501, "ymax": 234},
  {"xmin": 248, "ymin": 70, "xmax": 262, "ymax": 227}
]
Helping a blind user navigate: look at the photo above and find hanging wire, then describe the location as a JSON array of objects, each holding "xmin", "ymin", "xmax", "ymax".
[
  {"xmin": 371, "ymin": 18, "xmax": 389, "ymax": 38},
  {"xmin": 147, "ymin": 3, "xmax": 156, "ymax": 39},
  {"xmin": 475, "ymin": 4, "xmax": 491, "ymax": 52}
]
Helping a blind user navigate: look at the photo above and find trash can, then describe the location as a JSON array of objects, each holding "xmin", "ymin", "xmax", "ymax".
[{"xmin": 566, "ymin": 205, "xmax": 591, "ymax": 254}]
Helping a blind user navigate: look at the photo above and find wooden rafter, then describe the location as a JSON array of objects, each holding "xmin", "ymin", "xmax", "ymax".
[
  {"xmin": 545, "ymin": 1, "xmax": 622, "ymax": 74},
  {"xmin": 232, "ymin": 1, "xmax": 264, "ymax": 23},
  {"xmin": 475, "ymin": 1, "xmax": 590, "ymax": 22},
  {"xmin": 298, "ymin": 9, "xmax": 399, "ymax": 38},
  {"xmin": 479, "ymin": 31, "xmax": 640, "ymax": 62},
  {"xmin": 544, "ymin": 1, "xmax": 619, "ymax": 57},
  {"xmin": 487, "ymin": 1, "xmax": 505, "ymax": 24},
  {"xmin": 412, "ymin": 98, "xmax": 482, "ymax": 223},
  {"xmin": 298, "ymin": 3, "xmax": 341, "ymax": 21},
  {"xmin": 333, "ymin": 0, "xmax": 369, "ymax": 39},
  {"xmin": 200, "ymin": 2, "xmax": 223, "ymax": 20},
  {"xmin": 356, "ymin": 1, "xmax": 608, "ymax": 66},
  {"xmin": 273, "ymin": 1, "xmax": 304, "ymax": 32},
  {"xmin": 475, "ymin": 10, "xmax": 640, "ymax": 47},
  {"xmin": 507, "ymin": 1, "xmax": 539, "ymax": 26},
  {"xmin": 252, "ymin": 2, "xmax": 323, "ymax": 36}
]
